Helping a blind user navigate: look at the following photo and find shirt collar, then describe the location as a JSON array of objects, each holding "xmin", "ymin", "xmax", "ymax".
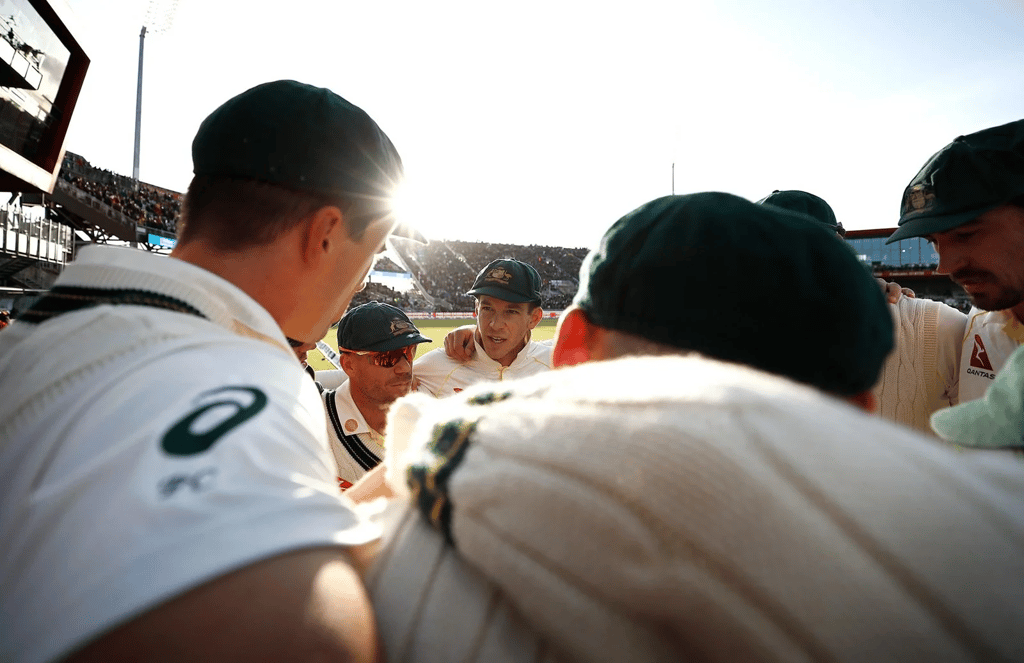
[
  {"xmin": 62, "ymin": 245, "xmax": 292, "ymax": 354},
  {"xmin": 472, "ymin": 330, "xmax": 536, "ymax": 369},
  {"xmin": 332, "ymin": 380, "xmax": 374, "ymax": 436}
]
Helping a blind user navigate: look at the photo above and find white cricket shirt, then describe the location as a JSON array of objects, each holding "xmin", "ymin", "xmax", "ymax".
[
  {"xmin": 414, "ymin": 336, "xmax": 551, "ymax": 397},
  {"xmin": 958, "ymin": 307, "xmax": 1024, "ymax": 404},
  {"xmin": 0, "ymin": 245, "xmax": 379, "ymax": 663}
]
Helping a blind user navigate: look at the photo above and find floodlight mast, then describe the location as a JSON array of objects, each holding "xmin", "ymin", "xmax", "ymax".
[
  {"xmin": 133, "ymin": 0, "xmax": 179, "ymax": 184},
  {"xmin": 133, "ymin": 26, "xmax": 145, "ymax": 182}
]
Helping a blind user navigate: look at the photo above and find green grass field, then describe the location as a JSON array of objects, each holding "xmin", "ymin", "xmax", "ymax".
[{"xmin": 306, "ymin": 317, "xmax": 558, "ymax": 371}]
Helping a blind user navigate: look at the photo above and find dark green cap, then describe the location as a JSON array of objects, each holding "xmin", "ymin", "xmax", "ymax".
[
  {"xmin": 887, "ymin": 119, "xmax": 1024, "ymax": 244},
  {"xmin": 757, "ymin": 190, "xmax": 845, "ymax": 236},
  {"xmin": 337, "ymin": 301, "xmax": 431, "ymax": 352},
  {"xmin": 192, "ymin": 80, "xmax": 414, "ymax": 235},
  {"xmin": 467, "ymin": 258, "xmax": 543, "ymax": 304},
  {"xmin": 575, "ymin": 192, "xmax": 893, "ymax": 396}
]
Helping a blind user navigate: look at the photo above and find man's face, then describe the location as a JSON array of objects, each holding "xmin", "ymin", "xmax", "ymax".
[
  {"xmin": 345, "ymin": 345, "xmax": 416, "ymax": 406},
  {"xmin": 928, "ymin": 204, "xmax": 1024, "ymax": 316},
  {"xmin": 475, "ymin": 295, "xmax": 543, "ymax": 366},
  {"xmin": 291, "ymin": 340, "xmax": 317, "ymax": 367},
  {"xmin": 312, "ymin": 216, "xmax": 394, "ymax": 342}
]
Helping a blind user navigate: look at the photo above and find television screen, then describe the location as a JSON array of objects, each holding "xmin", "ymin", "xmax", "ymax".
[{"xmin": 0, "ymin": 0, "xmax": 87, "ymax": 193}]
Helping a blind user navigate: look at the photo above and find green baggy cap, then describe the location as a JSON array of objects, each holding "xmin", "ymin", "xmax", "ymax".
[
  {"xmin": 337, "ymin": 301, "xmax": 431, "ymax": 353},
  {"xmin": 467, "ymin": 258, "xmax": 543, "ymax": 304},
  {"xmin": 887, "ymin": 119, "xmax": 1024, "ymax": 244},
  {"xmin": 757, "ymin": 190, "xmax": 845, "ymax": 236},
  {"xmin": 575, "ymin": 192, "xmax": 893, "ymax": 396},
  {"xmin": 192, "ymin": 79, "xmax": 414, "ymax": 236}
]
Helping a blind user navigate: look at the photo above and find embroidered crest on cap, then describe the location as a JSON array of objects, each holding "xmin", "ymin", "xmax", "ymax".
[
  {"xmin": 390, "ymin": 318, "xmax": 414, "ymax": 336},
  {"xmin": 902, "ymin": 184, "xmax": 936, "ymax": 217},
  {"xmin": 485, "ymin": 268, "xmax": 513, "ymax": 285}
]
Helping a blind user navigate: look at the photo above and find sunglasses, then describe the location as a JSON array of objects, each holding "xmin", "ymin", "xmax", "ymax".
[{"xmin": 341, "ymin": 345, "xmax": 416, "ymax": 368}]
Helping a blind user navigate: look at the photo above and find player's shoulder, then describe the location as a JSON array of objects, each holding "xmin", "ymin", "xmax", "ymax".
[
  {"xmin": 413, "ymin": 346, "xmax": 460, "ymax": 372},
  {"xmin": 526, "ymin": 339, "xmax": 554, "ymax": 357},
  {"xmin": 967, "ymin": 306, "xmax": 1004, "ymax": 325}
]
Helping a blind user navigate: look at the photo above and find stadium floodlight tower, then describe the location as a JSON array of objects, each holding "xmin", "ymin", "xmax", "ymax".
[{"xmin": 133, "ymin": 0, "xmax": 178, "ymax": 183}]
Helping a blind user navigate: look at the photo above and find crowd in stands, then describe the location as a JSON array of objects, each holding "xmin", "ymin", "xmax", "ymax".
[
  {"xmin": 391, "ymin": 238, "xmax": 589, "ymax": 311},
  {"xmin": 51, "ymin": 151, "xmax": 970, "ymax": 315},
  {"xmin": 347, "ymin": 281, "xmax": 417, "ymax": 311},
  {"xmin": 371, "ymin": 255, "xmax": 404, "ymax": 273},
  {"xmin": 60, "ymin": 152, "xmax": 181, "ymax": 235}
]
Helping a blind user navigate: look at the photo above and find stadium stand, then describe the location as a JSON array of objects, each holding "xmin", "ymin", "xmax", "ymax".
[
  {"xmin": 57, "ymin": 151, "xmax": 181, "ymax": 241},
  {"xmin": 845, "ymin": 228, "xmax": 971, "ymax": 313},
  {"xmin": 3, "ymin": 150, "xmax": 969, "ymax": 316},
  {"xmin": 388, "ymin": 237, "xmax": 589, "ymax": 311}
]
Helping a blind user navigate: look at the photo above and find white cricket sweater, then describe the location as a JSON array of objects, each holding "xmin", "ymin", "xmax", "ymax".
[{"xmin": 382, "ymin": 355, "xmax": 1024, "ymax": 663}]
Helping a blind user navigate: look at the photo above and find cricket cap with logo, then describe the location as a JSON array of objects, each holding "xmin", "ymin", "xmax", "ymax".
[
  {"xmin": 191, "ymin": 79, "xmax": 425, "ymax": 243},
  {"xmin": 467, "ymin": 259, "xmax": 543, "ymax": 304},
  {"xmin": 930, "ymin": 344, "xmax": 1024, "ymax": 450},
  {"xmin": 757, "ymin": 190, "xmax": 846, "ymax": 236},
  {"xmin": 337, "ymin": 301, "xmax": 431, "ymax": 353},
  {"xmin": 574, "ymin": 192, "xmax": 893, "ymax": 396},
  {"xmin": 886, "ymin": 119, "xmax": 1024, "ymax": 244}
]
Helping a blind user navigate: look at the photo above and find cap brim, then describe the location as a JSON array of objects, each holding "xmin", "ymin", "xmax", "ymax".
[
  {"xmin": 930, "ymin": 348, "xmax": 1024, "ymax": 448},
  {"xmin": 390, "ymin": 222, "xmax": 428, "ymax": 244},
  {"xmin": 365, "ymin": 332, "xmax": 432, "ymax": 352},
  {"xmin": 930, "ymin": 400, "xmax": 1024, "ymax": 449},
  {"xmin": 886, "ymin": 203, "xmax": 1002, "ymax": 244},
  {"xmin": 467, "ymin": 286, "xmax": 538, "ymax": 304}
]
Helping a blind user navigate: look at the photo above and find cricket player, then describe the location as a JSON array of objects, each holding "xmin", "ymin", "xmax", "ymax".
[
  {"xmin": 324, "ymin": 301, "xmax": 431, "ymax": 489},
  {"xmin": 365, "ymin": 193, "xmax": 1023, "ymax": 662},
  {"xmin": 414, "ymin": 258, "xmax": 551, "ymax": 396},
  {"xmin": 0, "ymin": 80, "xmax": 406, "ymax": 663},
  {"xmin": 757, "ymin": 188, "xmax": 967, "ymax": 434},
  {"xmin": 886, "ymin": 119, "xmax": 1024, "ymax": 404}
]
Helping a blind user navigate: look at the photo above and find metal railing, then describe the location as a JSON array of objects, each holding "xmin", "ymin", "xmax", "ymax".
[{"xmin": 0, "ymin": 206, "xmax": 73, "ymax": 266}]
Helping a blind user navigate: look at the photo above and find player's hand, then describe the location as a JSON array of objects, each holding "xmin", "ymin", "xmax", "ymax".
[
  {"xmin": 444, "ymin": 325, "xmax": 477, "ymax": 362},
  {"xmin": 878, "ymin": 278, "xmax": 916, "ymax": 304},
  {"xmin": 345, "ymin": 465, "xmax": 394, "ymax": 503}
]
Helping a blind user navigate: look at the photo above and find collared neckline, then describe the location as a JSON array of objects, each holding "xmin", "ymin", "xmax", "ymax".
[
  {"xmin": 64, "ymin": 245, "xmax": 293, "ymax": 354},
  {"xmin": 331, "ymin": 380, "xmax": 378, "ymax": 438}
]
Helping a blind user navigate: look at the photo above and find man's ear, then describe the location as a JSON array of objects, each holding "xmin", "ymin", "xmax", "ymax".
[
  {"xmin": 553, "ymin": 307, "xmax": 595, "ymax": 368},
  {"xmin": 846, "ymin": 390, "xmax": 877, "ymax": 413},
  {"xmin": 300, "ymin": 205, "xmax": 344, "ymax": 266},
  {"xmin": 339, "ymin": 350, "xmax": 356, "ymax": 377},
  {"xmin": 528, "ymin": 306, "xmax": 544, "ymax": 329}
]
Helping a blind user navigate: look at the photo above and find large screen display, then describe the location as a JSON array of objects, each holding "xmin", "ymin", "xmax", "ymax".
[{"xmin": 0, "ymin": 0, "xmax": 86, "ymax": 193}]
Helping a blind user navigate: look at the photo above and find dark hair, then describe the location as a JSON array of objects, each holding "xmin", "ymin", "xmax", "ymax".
[{"xmin": 177, "ymin": 175, "xmax": 383, "ymax": 251}]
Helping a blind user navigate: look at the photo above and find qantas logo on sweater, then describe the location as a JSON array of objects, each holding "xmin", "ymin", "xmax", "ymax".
[{"xmin": 970, "ymin": 335, "xmax": 995, "ymax": 371}]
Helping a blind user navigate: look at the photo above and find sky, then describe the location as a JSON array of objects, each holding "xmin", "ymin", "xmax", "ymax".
[{"xmin": 60, "ymin": 0, "xmax": 1024, "ymax": 250}]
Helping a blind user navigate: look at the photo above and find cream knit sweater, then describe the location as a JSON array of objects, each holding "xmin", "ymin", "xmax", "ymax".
[
  {"xmin": 379, "ymin": 355, "xmax": 1023, "ymax": 663},
  {"xmin": 873, "ymin": 297, "xmax": 966, "ymax": 434}
]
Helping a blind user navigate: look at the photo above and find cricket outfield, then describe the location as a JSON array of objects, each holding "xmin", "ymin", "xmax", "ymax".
[{"xmin": 305, "ymin": 317, "xmax": 558, "ymax": 371}]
